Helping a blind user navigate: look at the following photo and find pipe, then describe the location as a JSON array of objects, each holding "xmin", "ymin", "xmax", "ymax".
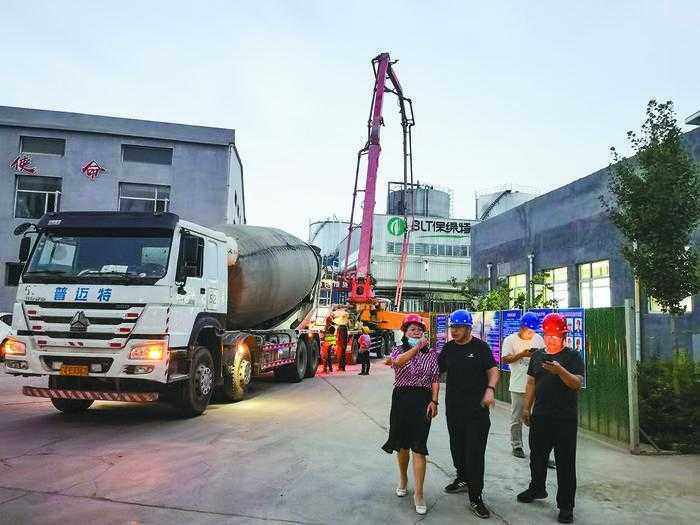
[
  {"xmin": 486, "ymin": 263, "xmax": 493, "ymax": 291},
  {"xmin": 527, "ymin": 253, "xmax": 535, "ymax": 306}
]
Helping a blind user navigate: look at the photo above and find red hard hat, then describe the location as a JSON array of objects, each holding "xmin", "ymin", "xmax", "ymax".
[
  {"xmin": 401, "ymin": 313, "xmax": 426, "ymax": 332},
  {"xmin": 542, "ymin": 313, "xmax": 568, "ymax": 337}
]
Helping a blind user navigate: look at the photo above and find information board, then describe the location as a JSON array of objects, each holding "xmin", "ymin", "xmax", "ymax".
[
  {"xmin": 555, "ymin": 308, "xmax": 587, "ymax": 387},
  {"xmin": 482, "ymin": 311, "xmax": 501, "ymax": 367},
  {"xmin": 498, "ymin": 309, "xmax": 523, "ymax": 371},
  {"xmin": 435, "ymin": 314, "xmax": 449, "ymax": 353}
]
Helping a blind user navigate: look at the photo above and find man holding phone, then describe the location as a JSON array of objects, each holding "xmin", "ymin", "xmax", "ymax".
[
  {"xmin": 518, "ymin": 313, "xmax": 584, "ymax": 524},
  {"xmin": 501, "ymin": 312, "xmax": 544, "ymax": 458}
]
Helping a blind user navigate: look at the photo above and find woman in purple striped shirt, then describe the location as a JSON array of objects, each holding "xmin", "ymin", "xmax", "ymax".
[{"xmin": 381, "ymin": 314, "xmax": 440, "ymax": 515}]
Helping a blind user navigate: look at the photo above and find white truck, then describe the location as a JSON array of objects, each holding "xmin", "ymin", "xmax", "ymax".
[{"xmin": 1, "ymin": 212, "xmax": 322, "ymax": 416}]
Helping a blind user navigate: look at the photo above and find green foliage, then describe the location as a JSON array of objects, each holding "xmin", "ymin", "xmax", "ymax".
[
  {"xmin": 638, "ymin": 353, "xmax": 700, "ymax": 453},
  {"xmin": 449, "ymin": 271, "xmax": 557, "ymax": 311},
  {"xmin": 602, "ymin": 100, "xmax": 700, "ymax": 315},
  {"xmin": 529, "ymin": 271, "xmax": 558, "ymax": 309}
]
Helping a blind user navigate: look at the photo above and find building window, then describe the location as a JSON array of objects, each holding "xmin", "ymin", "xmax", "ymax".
[
  {"xmin": 579, "ymin": 260, "xmax": 610, "ymax": 308},
  {"xmin": 122, "ymin": 145, "xmax": 173, "ymax": 165},
  {"xmin": 509, "ymin": 273, "xmax": 527, "ymax": 307},
  {"xmin": 5, "ymin": 263, "xmax": 23, "ymax": 286},
  {"xmin": 119, "ymin": 183, "xmax": 170, "ymax": 212},
  {"xmin": 20, "ymin": 136, "xmax": 65, "ymax": 156},
  {"xmin": 648, "ymin": 296, "xmax": 693, "ymax": 314},
  {"xmin": 541, "ymin": 267, "xmax": 568, "ymax": 307},
  {"xmin": 14, "ymin": 175, "xmax": 62, "ymax": 219}
]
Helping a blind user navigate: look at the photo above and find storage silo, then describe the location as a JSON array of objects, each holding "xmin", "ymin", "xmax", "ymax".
[
  {"xmin": 308, "ymin": 218, "xmax": 352, "ymax": 260},
  {"xmin": 387, "ymin": 182, "xmax": 451, "ymax": 218},
  {"xmin": 475, "ymin": 185, "xmax": 539, "ymax": 220}
]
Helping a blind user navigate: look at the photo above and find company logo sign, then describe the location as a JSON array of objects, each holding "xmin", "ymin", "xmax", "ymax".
[
  {"xmin": 82, "ymin": 161, "xmax": 106, "ymax": 181},
  {"xmin": 387, "ymin": 217, "xmax": 472, "ymax": 237},
  {"xmin": 10, "ymin": 155, "xmax": 36, "ymax": 175},
  {"xmin": 70, "ymin": 311, "xmax": 90, "ymax": 332},
  {"xmin": 387, "ymin": 217, "xmax": 408, "ymax": 236}
]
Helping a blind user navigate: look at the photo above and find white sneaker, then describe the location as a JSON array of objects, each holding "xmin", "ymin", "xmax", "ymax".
[
  {"xmin": 414, "ymin": 496, "xmax": 427, "ymax": 515},
  {"xmin": 396, "ymin": 486, "xmax": 408, "ymax": 497}
]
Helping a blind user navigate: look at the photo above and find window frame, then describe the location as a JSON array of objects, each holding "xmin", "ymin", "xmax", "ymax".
[
  {"xmin": 119, "ymin": 183, "xmax": 171, "ymax": 213},
  {"xmin": 121, "ymin": 144, "xmax": 174, "ymax": 166},
  {"xmin": 20, "ymin": 136, "xmax": 66, "ymax": 157},
  {"xmin": 14, "ymin": 175, "xmax": 62, "ymax": 219},
  {"xmin": 648, "ymin": 295, "xmax": 693, "ymax": 314},
  {"xmin": 578, "ymin": 260, "xmax": 611, "ymax": 308},
  {"xmin": 508, "ymin": 273, "xmax": 527, "ymax": 308}
]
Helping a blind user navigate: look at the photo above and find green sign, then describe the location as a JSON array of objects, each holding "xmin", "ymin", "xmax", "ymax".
[{"xmin": 387, "ymin": 217, "xmax": 408, "ymax": 236}]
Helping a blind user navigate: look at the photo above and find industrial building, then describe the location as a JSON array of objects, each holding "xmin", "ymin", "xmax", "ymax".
[
  {"xmin": 471, "ymin": 125, "xmax": 700, "ymax": 359},
  {"xmin": 319, "ymin": 183, "xmax": 472, "ymax": 312},
  {"xmin": 0, "ymin": 106, "xmax": 245, "ymax": 311}
]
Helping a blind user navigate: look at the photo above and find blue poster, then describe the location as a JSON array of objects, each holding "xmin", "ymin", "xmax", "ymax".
[
  {"xmin": 483, "ymin": 311, "xmax": 501, "ymax": 367},
  {"xmin": 499, "ymin": 309, "xmax": 523, "ymax": 371},
  {"xmin": 555, "ymin": 308, "xmax": 587, "ymax": 388},
  {"xmin": 435, "ymin": 314, "xmax": 449, "ymax": 353}
]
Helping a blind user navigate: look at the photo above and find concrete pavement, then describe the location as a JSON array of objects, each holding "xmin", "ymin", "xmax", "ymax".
[{"xmin": 0, "ymin": 361, "xmax": 698, "ymax": 524}]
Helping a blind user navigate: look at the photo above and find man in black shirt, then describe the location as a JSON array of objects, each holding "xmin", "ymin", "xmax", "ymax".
[
  {"xmin": 438, "ymin": 309, "xmax": 499, "ymax": 519},
  {"xmin": 518, "ymin": 313, "xmax": 584, "ymax": 524}
]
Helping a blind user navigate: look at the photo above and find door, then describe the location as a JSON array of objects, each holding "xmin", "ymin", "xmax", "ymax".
[{"xmin": 204, "ymin": 240, "xmax": 220, "ymax": 312}]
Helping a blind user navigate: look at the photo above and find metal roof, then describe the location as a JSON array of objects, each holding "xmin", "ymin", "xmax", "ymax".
[{"xmin": 0, "ymin": 105, "xmax": 235, "ymax": 146}]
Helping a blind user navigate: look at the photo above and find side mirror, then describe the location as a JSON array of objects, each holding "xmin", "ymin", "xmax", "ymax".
[
  {"xmin": 14, "ymin": 223, "xmax": 35, "ymax": 236},
  {"xmin": 19, "ymin": 237, "xmax": 31, "ymax": 263}
]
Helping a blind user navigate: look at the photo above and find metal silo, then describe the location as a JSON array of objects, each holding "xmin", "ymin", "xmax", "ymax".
[{"xmin": 386, "ymin": 182, "xmax": 451, "ymax": 218}]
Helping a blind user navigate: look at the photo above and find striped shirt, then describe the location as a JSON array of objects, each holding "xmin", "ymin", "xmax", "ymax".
[{"xmin": 390, "ymin": 345, "xmax": 440, "ymax": 389}]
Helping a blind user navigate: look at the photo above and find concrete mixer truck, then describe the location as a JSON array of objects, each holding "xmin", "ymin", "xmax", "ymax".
[{"xmin": 1, "ymin": 212, "xmax": 322, "ymax": 416}]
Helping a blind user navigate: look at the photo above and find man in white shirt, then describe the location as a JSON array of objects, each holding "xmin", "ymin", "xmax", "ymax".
[{"xmin": 502, "ymin": 312, "xmax": 544, "ymax": 458}]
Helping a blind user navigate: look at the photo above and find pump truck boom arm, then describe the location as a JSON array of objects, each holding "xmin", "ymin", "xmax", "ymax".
[{"xmin": 344, "ymin": 52, "xmax": 415, "ymax": 305}]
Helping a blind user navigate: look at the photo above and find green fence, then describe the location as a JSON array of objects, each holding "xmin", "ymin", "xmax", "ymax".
[{"xmin": 493, "ymin": 307, "xmax": 630, "ymax": 443}]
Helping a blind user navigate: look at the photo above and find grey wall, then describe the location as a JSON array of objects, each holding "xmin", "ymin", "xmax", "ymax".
[
  {"xmin": 471, "ymin": 127, "xmax": 700, "ymax": 359},
  {"xmin": 0, "ymin": 109, "xmax": 244, "ymax": 311}
]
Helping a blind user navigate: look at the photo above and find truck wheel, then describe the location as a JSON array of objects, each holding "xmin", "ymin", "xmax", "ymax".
[
  {"xmin": 48, "ymin": 376, "xmax": 93, "ymax": 413},
  {"xmin": 274, "ymin": 338, "xmax": 307, "ymax": 383},
  {"xmin": 174, "ymin": 346, "xmax": 214, "ymax": 417},
  {"xmin": 304, "ymin": 337, "xmax": 320, "ymax": 378},
  {"xmin": 51, "ymin": 398, "xmax": 94, "ymax": 413},
  {"xmin": 219, "ymin": 349, "xmax": 252, "ymax": 402}
]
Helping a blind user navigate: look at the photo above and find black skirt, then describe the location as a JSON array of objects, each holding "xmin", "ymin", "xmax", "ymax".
[{"xmin": 382, "ymin": 386, "xmax": 432, "ymax": 456}]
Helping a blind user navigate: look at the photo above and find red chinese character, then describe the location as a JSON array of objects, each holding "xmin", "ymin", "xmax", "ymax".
[
  {"xmin": 81, "ymin": 161, "xmax": 106, "ymax": 180},
  {"xmin": 10, "ymin": 155, "xmax": 36, "ymax": 174}
]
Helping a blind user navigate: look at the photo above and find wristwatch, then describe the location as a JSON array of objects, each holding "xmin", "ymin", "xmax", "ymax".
[
  {"xmin": 430, "ymin": 399, "xmax": 439, "ymax": 405},
  {"xmin": 486, "ymin": 386, "xmax": 496, "ymax": 392}
]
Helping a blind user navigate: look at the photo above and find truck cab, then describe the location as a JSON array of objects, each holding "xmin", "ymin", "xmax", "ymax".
[{"xmin": 2, "ymin": 212, "xmax": 320, "ymax": 416}]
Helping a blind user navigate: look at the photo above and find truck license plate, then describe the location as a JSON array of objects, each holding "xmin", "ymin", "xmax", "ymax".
[{"xmin": 60, "ymin": 365, "xmax": 89, "ymax": 376}]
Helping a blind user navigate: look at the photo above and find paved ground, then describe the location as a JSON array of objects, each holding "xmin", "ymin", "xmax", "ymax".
[{"xmin": 0, "ymin": 360, "xmax": 698, "ymax": 525}]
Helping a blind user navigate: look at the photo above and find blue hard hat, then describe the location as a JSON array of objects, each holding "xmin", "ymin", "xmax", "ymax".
[
  {"xmin": 449, "ymin": 309, "xmax": 473, "ymax": 327},
  {"xmin": 520, "ymin": 312, "xmax": 540, "ymax": 331}
]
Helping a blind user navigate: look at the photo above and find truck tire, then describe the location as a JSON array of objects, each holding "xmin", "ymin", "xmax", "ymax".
[
  {"xmin": 174, "ymin": 346, "xmax": 215, "ymax": 417},
  {"xmin": 219, "ymin": 349, "xmax": 252, "ymax": 402},
  {"xmin": 274, "ymin": 338, "xmax": 307, "ymax": 383},
  {"xmin": 48, "ymin": 376, "xmax": 93, "ymax": 413},
  {"xmin": 304, "ymin": 337, "xmax": 320, "ymax": 378}
]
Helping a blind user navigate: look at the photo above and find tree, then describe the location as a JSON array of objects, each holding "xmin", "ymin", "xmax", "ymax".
[
  {"xmin": 602, "ymin": 100, "xmax": 700, "ymax": 345},
  {"xmin": 447, "ymin": 276, "xmax": 486, "ymax": 311},
  {"xmin": 529, "ymin": 271, "xmax": 558, "ymax": 309}
]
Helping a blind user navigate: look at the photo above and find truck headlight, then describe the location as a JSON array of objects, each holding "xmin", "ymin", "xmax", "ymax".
[
  {"xmin": 129, "ymin": 341, "xmax": 167, "ymax": 361},
  {"xmin": 2, "ymin": 337, "xmax": 26, "ymax": 357}
]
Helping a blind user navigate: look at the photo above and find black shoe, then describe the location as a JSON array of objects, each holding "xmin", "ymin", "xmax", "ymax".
[
  {"xmin": 469, "ymin": 497, "xmax": 490, "ymax": 519},
  {"xmin": 512, "ymin": 447, "xmax": 526, "ymax": 458},
  {"xmin": 547, "ymin": 459, "xmax": 556, "ymax": 469},
  {"xmin": 517, "ymin": 488, "xmax": 548, "ymax": 503},
  {"xmin": 558, "ymin": 509, "xmax": 574, "ymax": 523},
  {"xmin": 444, "ymin": 478, "xmax": 469, "ymax": 494}
]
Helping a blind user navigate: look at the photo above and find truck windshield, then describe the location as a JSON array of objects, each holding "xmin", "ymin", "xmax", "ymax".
[{"xmin": 23, "ymin": 231, "xmax": 173, "ymax": 284}]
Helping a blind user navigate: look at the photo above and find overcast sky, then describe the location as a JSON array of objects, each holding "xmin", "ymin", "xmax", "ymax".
[{"xmin": 2, "ymin": 1, "xmax": 698, "ymax": 239}]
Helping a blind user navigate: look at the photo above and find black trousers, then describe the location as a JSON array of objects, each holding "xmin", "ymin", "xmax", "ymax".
[
  {"xmin": 529, "ymin": 415, "xmax": 578, "ymax": 510},
  {"xmin": 358, "ymin": 351, "xmax": 370, "ymax": 374},
  {"xmin": 446, "ymin": 408, "xmax": 491, "ymax": 499}
]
